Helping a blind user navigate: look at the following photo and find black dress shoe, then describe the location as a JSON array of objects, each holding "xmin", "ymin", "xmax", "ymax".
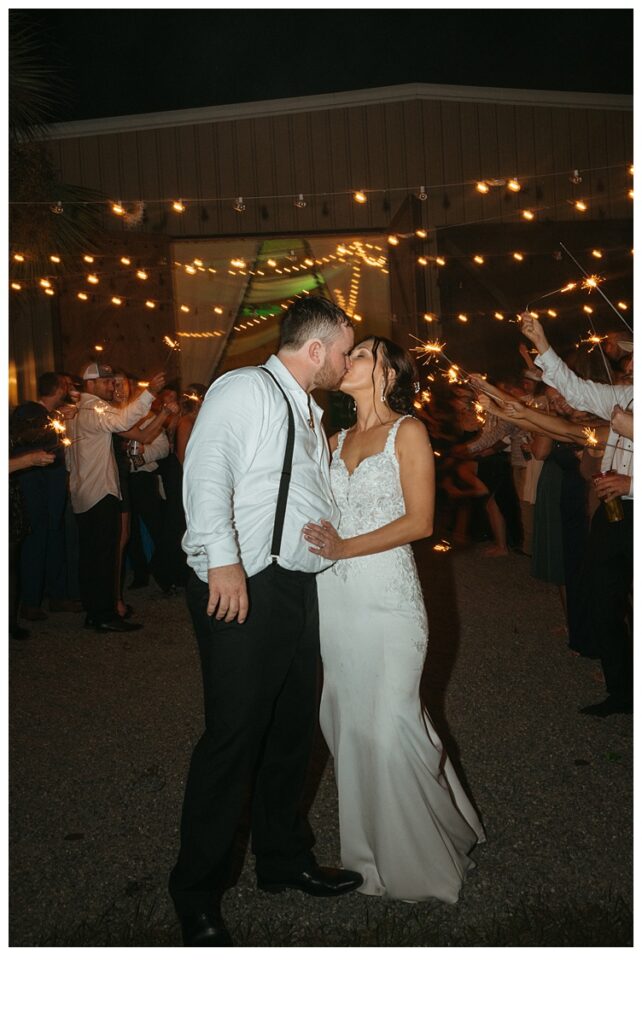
[
  {"xmin": 180, "ymin": 911, "xmax": 233, "ymax": 947},
  {"xmin": 84, "ymin": 615, "xmax": 143, "ymax": 633},
  {"xmin": 580, "ymin": 697, "xmax": 633, "ymax": 717},
  {"xmin": 257, "ymin": 865, "xmax": 363, "ymax": 897}
]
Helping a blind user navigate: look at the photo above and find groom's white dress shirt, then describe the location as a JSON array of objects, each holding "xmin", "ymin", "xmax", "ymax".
[{"xmin": 182, "ymin": 354, "xmax": 340, "ymax": 582}]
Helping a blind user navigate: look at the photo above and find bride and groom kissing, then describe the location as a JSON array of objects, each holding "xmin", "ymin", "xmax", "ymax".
[{"xmin": 169, "ymin": 295, "xmax": 484, "ymax": 946}]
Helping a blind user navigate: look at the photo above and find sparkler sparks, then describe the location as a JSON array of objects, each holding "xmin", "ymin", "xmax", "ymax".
[
  {"xmin": 583, "ymin": 427, "xmax": 599, "ymax": 448},
  {"xmin": 582, "ymin": 275, "xmax": 604, "ymax": 292}
]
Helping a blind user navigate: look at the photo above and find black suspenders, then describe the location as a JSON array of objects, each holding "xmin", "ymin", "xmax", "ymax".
[{"xmin": 259, "ymin": 367, "xmax": 295, "ymax": 564}]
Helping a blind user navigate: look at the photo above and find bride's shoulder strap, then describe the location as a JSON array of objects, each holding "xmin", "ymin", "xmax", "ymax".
[
  {"xmin": 334, "ymin": 428, "xmax": 348, "ymax": 456},
  {"xmin": 385, "ymin": 414, "xmax": 412, "ymax": 453}
]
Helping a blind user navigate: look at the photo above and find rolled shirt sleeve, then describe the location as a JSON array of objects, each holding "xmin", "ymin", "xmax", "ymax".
[{"xmin": 182, "ymin": 373, "xmax": 263, "ymax": 570}]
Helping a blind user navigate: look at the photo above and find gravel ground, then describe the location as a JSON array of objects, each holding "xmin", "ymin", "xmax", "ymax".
[{"xmin": 9, "ymin": 541, "xmax": 632, "ymax": 946}]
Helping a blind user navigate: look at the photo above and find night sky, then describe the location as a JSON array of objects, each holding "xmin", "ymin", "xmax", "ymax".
[{"xmin": 16, "ymin": 9, "xmax": 633, "ymax": 124}]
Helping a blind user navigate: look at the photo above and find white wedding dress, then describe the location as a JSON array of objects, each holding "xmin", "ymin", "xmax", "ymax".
[{"xmin": 317, "ymin": 416, "xmax": 485, "ymax": 903}]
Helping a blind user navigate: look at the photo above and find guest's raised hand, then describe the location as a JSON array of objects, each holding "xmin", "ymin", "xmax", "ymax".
[
  {"xmin": 29, "ymin": 449, "xmax": 56, "ymax": 467},
  {"xmin": 611, "ymin": 404, "xmax": 633, "ymax": 440},
  {"xmin": 59, "ymin": 403, "xmax": 78, "ymax": 421},
  {"xmin": 302, "ymin": 519, "xmax": 345, "ymax": 560},
  {"xmin": 519, "ymin": 313, "xmax": 548, "ymax": 352},
  {"xmin": 147, "ymin": 372, "xmax": 167, "ymax": 395}
]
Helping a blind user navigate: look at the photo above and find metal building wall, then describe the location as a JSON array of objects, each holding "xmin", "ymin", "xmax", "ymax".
[{"xmin": 44, "ymin": 87, "xmax": 633, "ymax": 239}]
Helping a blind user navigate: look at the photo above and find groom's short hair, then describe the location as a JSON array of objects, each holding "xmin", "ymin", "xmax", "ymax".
[{"xmin": 279, "ymin": 296, "xmax": 351, "ymax": 351}]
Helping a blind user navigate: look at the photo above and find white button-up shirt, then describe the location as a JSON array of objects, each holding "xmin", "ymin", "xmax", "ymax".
[
  {"xmin": 535, "ymin": 346, "xmax": 633, "ymax": 498},
  {"xmin": 182, "ymin": 354, "xmax": 339, "ymax": 581},
  {"xmin": 66, "ymin": 389, "xmax": 154, "ymax": 513}
]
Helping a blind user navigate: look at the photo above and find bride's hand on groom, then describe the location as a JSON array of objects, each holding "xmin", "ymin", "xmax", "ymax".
[
  {"xmin": 207, "ymin": 563, "xmax": 249, "ymax": 623},
  {"xmin": 303, "ymin": 520, "xmax": 345, "ymax": 559}
]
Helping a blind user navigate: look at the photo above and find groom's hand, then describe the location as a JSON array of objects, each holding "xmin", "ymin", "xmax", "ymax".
[{"xmin": 207, "ymin": 563, "xmax": 249, "ymax": 623}]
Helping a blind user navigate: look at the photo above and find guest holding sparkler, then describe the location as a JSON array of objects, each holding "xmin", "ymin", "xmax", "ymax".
[
  {"xmin": 114, "ymin": 375, "xmax": 181, "ymax": 597},
  {"xmin": 519, "ymin": 313, "xmax": 633, "ymax": 716},
  {"xmin": 10, "ymin": 372, "xmax": 82, "ymax": 622},
  {"xmin": 65, "ymin": 362, "xmax": 166, "ymax": 633},
  {"xmin": 473, "ymin": 376, "xmax": 602, "ymax": 656}
]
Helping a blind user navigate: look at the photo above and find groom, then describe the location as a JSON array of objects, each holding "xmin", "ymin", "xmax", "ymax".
[{"xmin": 169, "ymin": 296, "xmax": 361, "ymax": 946}]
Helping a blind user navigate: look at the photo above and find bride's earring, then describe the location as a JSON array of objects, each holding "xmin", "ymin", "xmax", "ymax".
[{"xmin": 380, "ymin": 378, "xmax": 387, "ymax": 404}]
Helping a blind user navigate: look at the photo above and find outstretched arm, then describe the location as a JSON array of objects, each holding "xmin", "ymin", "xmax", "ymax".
[{"xmin": 303, "ymin": 418, "xmax": 434, "ymax": 559}]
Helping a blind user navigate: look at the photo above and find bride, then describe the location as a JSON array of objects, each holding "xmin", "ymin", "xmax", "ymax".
[{"xmin": 303, "ymin": 336, "xmax": 485, "ymax": 903}]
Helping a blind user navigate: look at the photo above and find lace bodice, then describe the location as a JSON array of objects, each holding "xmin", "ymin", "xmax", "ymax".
[
  {"xmin": 332, "ymin": 416, "xmax": 410, "ymax": 535},
  {"xmin": 324, "ymin": 416, "xmax": 427, "ymax": 645}
]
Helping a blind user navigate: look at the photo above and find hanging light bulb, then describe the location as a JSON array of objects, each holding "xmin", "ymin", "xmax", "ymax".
[
  {"xmin": 352, "ymin": 313, "xmax": 363, "ymax": 322},
  {"xmin": 629, "ymin": 165, "xmax": 634, "ymax": 176},
  {"xmin": 415, "ymin": 228, "xmax": 428, "ymax": 239},
  {"xmin": 94, "ymin": 344, "xmax": 104, "ymax": 352},
  {"xmin": 185, "ymin": 265, "xmax": 197, "ymax": 275},
  {"xmin": 458, "ymin": 314, "xmax": 468, "ymax": 323},
  {"xmin": 353, "ymin": 190, "xmax": 367, "ymax": 204},
  {"xmin": 417, "ymin": 256, "xmax": 428, "ymax": 266},
  {"xmin": 423, "ymin": 313, "xmax": 435, "ymax": 323},
  {"xmin": 145, "ymin": 300, "xmax": 156, "ymax": 309},
  {"xmin": 213, "ymin": 306, "xmax": 224, "ymax": 315},
  {"xmin": 417, "ymin": 185, "xmax": 428, "ymax": 201},
  {"xmin": 547, "ymin": 309, "xmax": 558, "ymax": 318},
  {"xmin": 39, "ymin": 278, "xmax": 51, "ymax": 288},
  {"xmin": 473, "ymin": 255, "xmax": 485, "ymax": 265},
  {"xmin": 507, "ymin": 179, "xmax": 521, "ymax": 192},
  {"xmin": 476, "ymin": 181, "xmax": 490, "ymax": 194},
  {"xmin": 111, "ymin": 296, "xmax": 122, "ymax": 305},
  {"xmin": 617, "ymin": 301, "xmax": 628, "ymax": 310},
  {"xmin": 569, "ymin": 169, "xmax": 583, "ymax": 184},
  {"xmin": 49, "ymin": 255, "xmax": 61, "ymax": 263},
  {"xmin": 13, "ymin": 253, "xmax": 25, "ymax": 262},
  {"xmin": 83, "ymin": 255, "xmax": 95, "ymax": 264},
  {"xmin": 267, "ymin": 258, "xmax": 277, "ymax": 267},
  {"xmin": 591, "ymin": 249, "xmax": 603, "ymax": 259},
  {"xmin": 193, "ymin": 258, "xmax": 203, "ymax": 266},
  {"xmin": 522, "ymin": 209, "xmax": 535, "ymax": 221},
  {"xmin": 575, "ymin": 200, "xmax": 588, "ymax": 212},
  {"xmin": 77, "ymin": 292, "xmax": 88, "ymax": 301},
  {"xmin": 583, "ymin": 304, "xmax": 594, "ymax": 314},
  {"xmin": 180, "ymin": 304, "xmax": 190, "ymax": 313},
  {"xmin": 112, "ymin": 201, "xmax": 125, "ymax": 216},
  {"xmin": 628, "ymin": 189, "xmax": 634, "ymax": 200},
  {"xmin": 494, "ymin": 312, "xmax": 504, "ymax": 321},
  {"xmin": 50, "ymin": 201, "xmax": 64, "ymax": 214},
  {"xmin": 294, "ymin": 193, "xmax": 306, "ymax": 208},
  {"xmin": 136, "ymin": 270, "xmax": 148, "ymax": 280},
  {"xmin": 387, "ymin": 235, "xmax": 399, "ymax": 246},
  {"xmin": 233, "ymin": 196, "xmax": 246, "ymax": 213},
  {"xmin": 87, "ymin": 274, "xmax": 99, "ymax": 285},
  {"xmin": 513, "ymin": 252, "xmax": 524, "ymax": 261},
  {"xmin": 45, "ymin": 288, "xmax": 55, "ymax": 295},
  {"xmin": 10, "ymin": 282, "xmax": 22, "ymax": 291},
  {"xmin": 172, "ymin": 200, "xmax": 186, "ymax": 213},
  {"xmin": 435, "ymin": 256, "xmax": 446, "ymax": 266}
]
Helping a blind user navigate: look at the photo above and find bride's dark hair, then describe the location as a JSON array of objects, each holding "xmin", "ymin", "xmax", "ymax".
[{"xmin": 366, "ymin": 336, "xmax": 419, "ymax": 416}]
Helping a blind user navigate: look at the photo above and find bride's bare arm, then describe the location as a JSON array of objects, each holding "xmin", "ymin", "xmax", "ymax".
[{"xmin": 303, "ymin": 418, "xmax": 434, "ymax": 559}]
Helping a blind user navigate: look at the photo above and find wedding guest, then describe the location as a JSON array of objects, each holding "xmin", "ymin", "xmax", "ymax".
[
  {"xmin": 116, "ymin": 380, "xmax": 179, "ymax": 596},
  {"xmin": 520, "ymin": 314, "xmax": 633, "ymax": 716},
  {"xmin": 9, "ymin": 444, "xmax": 55, "ymax": 639},
  {"xmin": 65, "ymin": 362, "xmax": 166, "ymax": 633},
  {"xmin": 10, "ymin": 372, "xmax": 82, "ymax": 620}
]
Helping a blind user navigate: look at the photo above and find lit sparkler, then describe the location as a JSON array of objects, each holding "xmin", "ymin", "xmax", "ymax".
[
  {"xmin": 583, "ymin": 427, "xmax": 599, "ymax": 448},
  {"xmin": 163, "ymin": 335, "xmax": 181, "ymax": 367}
]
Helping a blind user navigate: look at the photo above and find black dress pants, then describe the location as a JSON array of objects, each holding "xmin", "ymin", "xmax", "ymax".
[
  {"xmin": 585, "ymin": 501, "xmax": 633, "ymax": 704},
  {"xmin": 169, "ymin": 564, "xmax": 320, "ymax": 916},
  {"xmin": 75, "ymin": 494, "xmax": 119, "ymax": 621}
]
